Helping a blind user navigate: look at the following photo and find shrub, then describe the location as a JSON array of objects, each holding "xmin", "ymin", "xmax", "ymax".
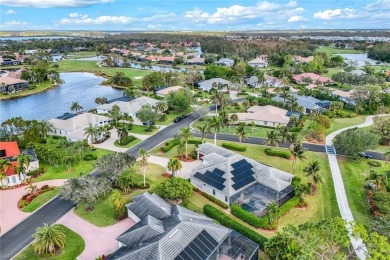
[
  {"xmin": 28, "ymin": 85, "xmax": 37, "ymax": 90},
  {"xmin": 26, "ymin": 167, "xmax": 46, "ymax": 177},
  {"xmin": 367, "ymin": 161, "xmax": 382, "ymax": 167},
  {"xmin": 373, "ymin": 192, "xmax": 390, "ymax": 215},
  {"xmin": 159, "ymin": 114, "xmax": 167, "ymax": 122},
  {"xmin": 222, "ymin": 142, "xmax": 247, "ymax": 152},
  {"xmin": 188, "ymin": 139, "xmax": 202, "ymax": 145},
  {"xmin": 290, "ymin": 127, "xmax": 302, "ymax": 132},
  {"xmin": 161, "ymin": 140, "xmax": 180, "ymax": 153},
  {"xmin": 40, "ymin": 185, "xmax": 49, "ymax": 190},
  {"xmin": 264, "ymin": 148, "xmax": 291, "ymax": 159},
  {"xmin": 83, "ymin": 153, "xmax": 98, "ymax": 161},
  {"xmin": 117, "ymin": 135, "xmax": 137, "ymax": 146},
  {"xmin": 200, "ymin": 191, "xmax": 229, "ymax": 209},
  {"xmin": 134, "ymin": 183, "xmax": 150, "ymax": 189},
  {"xmin": 231, "ymin": 205, "xmax": 268, "ymax": 228},
  {"xmin": 204, "ymin": 204, "xmax": 267, "ymax": 248}
]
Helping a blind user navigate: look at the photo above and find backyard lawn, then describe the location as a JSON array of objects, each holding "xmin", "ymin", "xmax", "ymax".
[
  {"xmin": 128, "ymin": 124, "xmax": 157, "ymax": 135},
  {"xmin": 338, "ymin": 156, "xmax": 390, "ymax": 226},
  {"xmin": 22, "ymin": 188, "xmax": 61, "ymax": 213},
  {"xmin": 34, "ymin": 148, "xmax": 113, "ymax": 182},
  {"xmin": 17, "ymin": 224, "xmax": 85, "ymax": 260},
  {"xmin": 326, "ymin": 116, "xmax": 366, "ymax": 135},
  {"xmin": 74, "ymin": 162, "xmax": 166, "ymax": 227}
]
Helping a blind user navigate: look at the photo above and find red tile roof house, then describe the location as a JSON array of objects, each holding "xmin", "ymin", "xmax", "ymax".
[
  {"xmin": 0, "ymin": 142, "xmax": 39, "ymax": 187},
  {"xmin": 293, "ymin": 73, "xmax": 334, "ymax": 86}
]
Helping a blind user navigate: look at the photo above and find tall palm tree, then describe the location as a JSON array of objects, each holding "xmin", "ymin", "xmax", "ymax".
[
  {"xmin": 0, "ymin": 159, "xmax": 12, "ymax": 185},
  {"xmin": 176, "ymin": 142, "xmax": 186, "ymax": 159},
  {"xmin": 138, "ymin": 148, "xmax": 149, "ymax": 187},
  {"xmin": 155, "ymin": 101, "xmax": 168, "ymax": 115},
  {"xmin": 117, "ymin": 126, "xmax": 129, "ymax": 145},
  {"xmin": 365, "ymin": 170, "xmax": 388, "ymax": 192},
  {"xmin": 207, "ymin": 116, "xmax": 224, "ymax": 145},
  {"xmin": 167, "ymin": 158, "xmax": 182, "ymax": 177},
  {"xmin": 267, "ymin": 202, "xmax": 281, "ymax": 227},
  {"xmin": 14, "ymin": 152, "xmax": 30, "ymax": 180},
  {"xmin": 109, "ymin": 189, "xmax": 125, "ymax": 211},
  {"xmin": 280, "ymin": 87, "xmax": 290, "ymax": 105},
  {"xmin": 210, "ymin": 91, "xmax": 222, "ymax": 115},
  {"xmin": 110, "ymin": 104, "xmax": 121, "ymax": 126},
  {"xmin": 84, "ymin": 124, "xmax": 97, "ymax": 143},
  {"xmin": 294, "ymin": 183, "xmax": 311, "ymax": 204},
  {"xmin": 263, "ymin": 131, "xmax": 280, "ymax": 149},
  {"xmin": 196, "ymin": 124, "xmax": 208, "ymax": 143},
  {"xmin": 38, "ymin": 121, "xmax": 53, "ymax": 139},
  {"xmin": 70, "ymin": 102, "xmax": 83, "ymax": 113},
  {"xmin": 303, "ymin": 160, "xmax": 323, "ymax": 191},
  {"xmin": 281, "ymin": 77, "xmax": 290, "ymax": 87},
  {"xmin": 230, "ymin": 114, "xmax": 238, "ymax": 128},
  {"xmin": 276, "ymin": 125, "xmax": 289, "ymax": 145},
  {"xmin": 33, "ymin": 223, "xmax": 66, "ymax": 256},
  {"xmin": 236, "ymin": 123, "xmax": 247, "ymax": 143},
  {"xmin": 286, "ymin": 132, "xmax": 300, "ymax": 149},
  {"xmin": 290, "ymin": 141, "xmax": 307, "ymax": 174},
  {"xmin": 179, "ymin": 127, "xmax": 192, "ymax": 158}
]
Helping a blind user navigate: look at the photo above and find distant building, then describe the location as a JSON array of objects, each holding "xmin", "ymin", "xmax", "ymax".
[
  {"xmin": 293, "ymin": 73, "xmax": 334, "ymax": 86},
  {"xmin": 0, "ymin": 77, "xmax": 29, "ymax": 93},
  {"xmin": 185, "ymin": 57, "xmax": 205, "ymax": 66},
  {"xmin": 196, "ymin": 78, "xmax": 232, "ymax": 92},
  {"xmin": 97, "ymin": 96, "xmax": 159, "ymax": 118},
  {"xmin": 0, "ymin": 57, "xmax": 21, "ymax": 66},
  {"xmin": 330, "ymin": 89, "xmax": 355, "ymax": 105},
  {"xmin": 248, "ymin": 55, "xmax": 268, "ymax": 68},
  {"xmin": 24, "ymin": 50, "xmax": 38, "ymax": 55},
  {"xmin": 263, "ymin": 74, "xmax": 283, "ymax": 87},
  {"xmin": 215, "ymin": 58, "xmax": 234, "ymax": 67},
  {"xmin": 272, "ymin": 94, "xmax": 331, "ymax": 114},
  {"xmin": 232, "ymin": 105, "xmax": 291, "ymax": 127},
  {"xmin": 155, "ymin": 86, "xmax": 183, "ymax": 97},
  {"xmin": 293, "ymin": 55, "xmax": 314, "ymax": 64}
]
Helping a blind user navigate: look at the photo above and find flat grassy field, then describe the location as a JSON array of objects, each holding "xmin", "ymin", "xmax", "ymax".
[
  {"xmin": 128, "ymin": 124, "xmax": 157, "ymax": 135},
  {"xmin": 56, "ymin": 60, "xmax": 150, "ymax": 86},
  {"xmin": 0, "ymin": 81, "xmax": 54, "ymax": 100},
  {"xmin": 326, "ymin": 116, "xmax": 366, "ymax": 135},
  {"xmin": 34, "ymin": 148, "xmax": 112, "ymax": 182},
  {"xmin": 338, "ymin": 156, "xmax": 390, "ymax": 226},
  {"xmin": 17, "ymin": 224, "xmax": 85, "ymax": 260},
  {"xmin": 22, "ymin": 188, "xmax": 61, "ymax": 213},
  {"xmin": 74, "ymin": 162, "xmax": 166, "ymax": 226},
  {"xmin": 114, "ymin": 138, "xmax": 141, "ymax": 148},
  {"xmin": 65, "ymin": 51, "xmax": 97, "ymax": 59},
  {"xmin": 315, "ymin": 46, "xmax": 364, "ymax": 56}
]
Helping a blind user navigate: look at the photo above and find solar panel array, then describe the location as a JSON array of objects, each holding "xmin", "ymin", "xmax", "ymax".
[
  {"xmin": 231, "ymin": 159, "xmax": 256, "ymax": 190},
  {"xmin": 56, "ymin": 112, "xmax": 77, "ymax": 120},
  {"xmin": 175, "ymin": 230, "xmax": 219, "ymax": 260},
  {"xmin": 193, "ymin": 168, "xmax": 226, "ymax": 191}
]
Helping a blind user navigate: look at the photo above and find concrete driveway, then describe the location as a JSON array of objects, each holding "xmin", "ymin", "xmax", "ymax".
[
  {"xmin": 147, "ymin": 155, "xmax": 203, "ymax": 179},
  {"xmin": 57, "ymin": 210, "xmax": 134, "ymax": 260},
  {"xmin": 0, "ymin": 179, "xmax": 66, "ymax": 234}
]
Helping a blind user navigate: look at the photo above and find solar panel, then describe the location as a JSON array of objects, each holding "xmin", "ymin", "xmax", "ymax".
[
  {"xmin": 232, "ymin": 169, "xmax": 255, "ymax": 183},
  {"xmin": 175, "ymin": 230, "xmax": 218, "ymax": 260},
  {"xmin": 193, "ymin": 172, "xmax": 225, "ymax": 191},
  {"xmin": 212, "ymin": 168, "xmax": 225, "ymax": 176},
  {"xmin": 231, "ymin": 159, "xmax": 247, "ymax": 169},
  {"xmin": 232, "ymin": 175, "xmax": 256, "ymax": 190}
]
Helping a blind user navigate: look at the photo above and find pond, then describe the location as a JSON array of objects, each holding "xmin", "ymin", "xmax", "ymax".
[
  {"xmin": 337, "ymin": 53, "xmax": 383, "ymax": 67},
  {"xmin": 0, "ymin": 72, "xmax": 123, "ymax": 123}
]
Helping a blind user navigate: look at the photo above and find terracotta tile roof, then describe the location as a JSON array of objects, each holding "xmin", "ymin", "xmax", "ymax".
[
  {"xmin": 0, "ymin": 77, "xmax": 28, "ymax": 85},
  {"xmin": 0, "ymin": 142, "xmax": 21, "ymax": 159},
  {"xmin": 293, "ymin": 73, "xmax": 333, "ymax": 84}
]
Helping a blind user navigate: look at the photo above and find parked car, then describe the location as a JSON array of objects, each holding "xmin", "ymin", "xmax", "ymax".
[
  {"xmin": 174, "ymin": 117, "xmax": 181, "ymax": 123},
  {"xmin": 142, "ymin": 121, "xmax": 156, "ymax": 126},
  {"xmin": 179, "ymin": 114, "xmax": 187, "ymax": 120},
  {"xmin": 358, "ymin": 152, "xmax": 372, "ymax": 159}
]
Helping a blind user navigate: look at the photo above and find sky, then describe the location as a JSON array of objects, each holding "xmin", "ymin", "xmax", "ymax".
[{"xmin": 0, "ymin": 0, "xmax": 390, "ymax": 31}]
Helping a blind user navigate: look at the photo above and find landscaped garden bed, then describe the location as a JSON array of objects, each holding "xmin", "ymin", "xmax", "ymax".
[{"xmin": 18, "ymin": 185, "xmax": 60, "ymax": 212}]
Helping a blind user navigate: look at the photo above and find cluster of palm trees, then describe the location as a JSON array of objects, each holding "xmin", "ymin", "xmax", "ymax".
[
  {"xmin": 365, "ymin": 170, "xmax": 388, "ymax": 192},
  {"xmin": 0, "ymin": 152, "xmax": 31, "ymax": 185},
  {"xmin": 83, "ymin": 124, "xmax": 111, "ymax": 144},
  {"xmin": 176, "ymin": 127, "xmax": 192, "ymax": 158}
]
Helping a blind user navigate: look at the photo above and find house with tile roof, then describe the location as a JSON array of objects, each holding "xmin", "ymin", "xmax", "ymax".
[
  {"xmin": 97, "ymin": 96, "xmax": 159, "ymax": 118},
  {"xmin": 232, "ymin": 105, "xmax": 291, "ymax": 127},
  {"xmin": 0, "ymin": 77, "xmax": 29, "ymax": 93},
  {"xmin": 272, "ymin": 94, "xmax": 331, "ymax": 114},
  {"xmin": 185, "ymin": 57, "xmax": 205, "ymax": 66},
  {"xmin": 48, "ymin": 113, "xmax": 111, "ymax": 143},
  {"xmin": 248, "ymin": 55, "xmax": 268, "ymax": 68},
  {"xmin": 196, "ymin": 78, "xmax": 232, "ymax": 92},
  {"xmin": 190, "ymin": 144, "xmax": 294, "ymax": 217},
  {"xmin": 0, "ymin": 142, "xmax": 39, "ymax": 187},
  {"xmin": 108, "ymin": 192, "xmax": 259, "ymax": 260},
  {"xmin": 293, "ymin": 73, "xmax": 334, "ymax": 86},
  {"xmin": 155, "ymin": 86, "xmax": 183, "ymax": 97},
  {"xmin": 215, "ymin": 58, "xmax": 235, "ymax": 67}
]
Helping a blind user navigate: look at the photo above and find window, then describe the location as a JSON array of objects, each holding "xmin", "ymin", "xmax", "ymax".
[
  {"xmin": 264, "ymin": 121, "xmax": 268, "ymax": 125},
  {"xmin": 225, "ymin": 196, "xmax": 228, "ymax": 202},
  {"xmin": 11, "ymin": 176, "xmax": 16, "ymax": 184},
  {"xmin": 273, "ymin": 122, "xmax": 275, "ymax": 126},
  {"xmin": 213, "ymin": 189, "xmax": 215, "ymax": 195}
]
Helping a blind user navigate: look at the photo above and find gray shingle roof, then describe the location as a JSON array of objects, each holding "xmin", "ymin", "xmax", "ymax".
[{"xmin": 126, "ymin": 192, "xmax": 171, "ymax": 220}]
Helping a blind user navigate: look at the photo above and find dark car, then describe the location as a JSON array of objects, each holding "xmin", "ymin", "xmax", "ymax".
[
  {"xmin": 174, "ymin": 117, "xmax": 181, "ymax": 123},
  {"xmin": 358, "ymin": 152, "xmax": 372, "ymax": 159},
  {"xmin": 142, "ymin": 121, "xmax": 156, "ymax": 126},
  {"xmin": 179, "ymin": 114, "xmax": 187, "ymax": 120}
]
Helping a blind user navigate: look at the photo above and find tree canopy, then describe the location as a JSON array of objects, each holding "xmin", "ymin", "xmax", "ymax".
[
  {"xmin": 157, "ymin": 177, "xmax": 193, "ymax": 201},
  {"xmin": 333, "ymin": 128, "xmax": 380, "ymax": 157}
]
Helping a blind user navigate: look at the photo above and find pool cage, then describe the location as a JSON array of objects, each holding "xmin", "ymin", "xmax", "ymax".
[
  {"xmin": 210, "ymin": 231, "xmax": 259, "ymax": 260},
  {"xmin": 230, "ymin": 183, "xmax": 295, "ymax": 217}
]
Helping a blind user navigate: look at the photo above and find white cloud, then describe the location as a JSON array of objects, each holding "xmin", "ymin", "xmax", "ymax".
[
  {"xmin": 1, "ymin": 20, "xmax": 28, "ymax": 26},
  {"xmin": 288, "ymin": 15, "xmax": 306, "ymax": 22},
  {"xmin": 5, "ymin": 9, "xmax": 16, "ymax": 14},
  {"xmin": 60, "ymin": 13, "xmax": 135, "ymax": 24},
  {"xmin": 313, "ymin": 8, "xmax": 360, "ymax": 20},
  {"xmin": 365, "ymin": 0, "xmax": 390, "ymax": 11},
  {"xmin": 0, "ymin": 0, "xmax": 113, "ymax": 8}
]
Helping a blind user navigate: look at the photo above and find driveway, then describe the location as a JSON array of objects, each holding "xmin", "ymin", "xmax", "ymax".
[
  {"xmin": 147, "ymin": 155, "xmax": 203, "ymax": 179},
  {"xmin": 57, "ymin": 210, "xmax": 135, "ymax": 260},
  {"xmin": 0, "ymin": 179, "xmax": 66, "ymax": 235}
]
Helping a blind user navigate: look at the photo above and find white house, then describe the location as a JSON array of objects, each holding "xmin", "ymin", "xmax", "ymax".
[
  {"xmin": 155, "ymin": 86, "xmax": 183, "ymax": 98},
  {"xmin": 263, "ymin": 75, "xmax": 283, "ymax": 87},
  {"xmin": 96, "ymin": 96, "xmax": 159, "ymax": 117},
  {"xmin": 232, "ymin": 105, "xmax": 290, "ymax": 127},
  {"xmin": 0, "ymin": 142, "xmax": 39, "ymax": 187},
  {"xmin": 197, "ymin": 78, "xmax": 232, "ymax": 92},
  {"xmin": 48, "ymin": 113, "xmax": 111, "ymax": 143},
  {"xmin": 248, "ymin": 55, "xmax": 268, "ymax": 68},
  {"xmin": 215, "ymin": 58, "xmax": 235, "ymax": 67},
  {"xmin": 24, "ymin": 50, "xmax": 38, "ymax": 55}
]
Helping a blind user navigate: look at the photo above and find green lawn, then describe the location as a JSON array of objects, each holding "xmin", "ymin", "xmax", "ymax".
[
  {"xmin": 34, "ymin": 148, "xmax": 113, "ymax": 182},
  {"xmin": 114, "ymin": 138, "xmax": 141, "ymax": 148},
  {"xmin": 0, "ymin": 81, "xmax": 54, "ymax": 100},
  {"xmin": 159, "ymin": 109, "xmax": 193, "ymax": 125},
  {"xmin": 65, "ymin": 51, "xmax": 97, "ymax": 59},
  {"xmin": 326, "ymin": 116, "xmax": 366, "ymax": 135},
  {"xmin": 56, "ymin": 60, "xmax": 150, "ymax": 86},
  {"xmin": 338, "ymin": 156, "xmax": 390, "ymax": 226},
  {"xmin": 74, "ymin": 162, "xmax": 166, "ymax": 227},
  {"xmin": 17, "ymin": 224, "xmax": 85, "ymax": 260},
  {"xmin": 22, "ymin": 188, "xmax": 61, "ymax": 213},
  {"xmin": 128, "ymin": 124, "xmax": 157, "ymax": 135},
  {"xmin": 324, "ymin": 67, "xmax": 343, "ymax": 77},
  {"xmin": 315, "ymin": 46, "xmax": 364, "ymax": 56}
]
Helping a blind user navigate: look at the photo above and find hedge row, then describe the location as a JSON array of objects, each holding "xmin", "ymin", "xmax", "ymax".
[
  {"xmin": 289, "ymin": 126, "xmax": 302, "ymax": 132},
  {"xmin": 200, "ymin": 191, "xmax": 229, "ymax": 209},
  {"xmin": 203, "ymin": 204, "xmax": 267, "ymax": 248},
  {"xmin": 118, "ymin": 135, "xmax": 137, "ymax": 146},
  {"xmin": 26, "ymin": 167, "xmax": 46, "ymax": 177},
  {"xmin": 264, "ymin": 148, "xmax": 291, "ymax": 159},
  {"xmin": 83, "ymin": 153, "xmax": 98, "ymax": 161},
  {"xmin": 231, "ymin": 196, "xmax": 300, "ymax": 229},
  {"xmin": 222, "ymin": 142, "xmax": 247, "ymax": 152},
  {"xmin": 161, "ymin": 139, "xmax": 202, "ymax": 153}
]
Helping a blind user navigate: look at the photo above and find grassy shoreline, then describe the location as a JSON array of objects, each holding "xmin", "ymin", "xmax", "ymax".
[{"xmin": 0, "ymin": 81, "xmax": 58, "ymax": 100}]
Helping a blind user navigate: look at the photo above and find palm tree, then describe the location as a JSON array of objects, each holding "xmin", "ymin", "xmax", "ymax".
[
  {"xmin": 38, "ymin": 121, "xmax": 53, "ymax": 139},
  {"xmin": 365, "ymin": 170, "xmax": 388, "ymax": 192},
  {"xmin": 290, "ymin": 141, "xmax": 307, "ymax": 174},
  {"xmin": 25, "ymin": 183, "xmax": 38, "ymax": 195},
  {"xmin": 236, "ymin": 123, "xmax": 247, "ymax": 143},
  {"xmin": 230, "ymin": 114, "xmax": 238, "ymax": 128},
  {"xmin": 32, "ymin": 223, "xmax": 66, "ymax": 256},
  {"xmin": 207, "ymin": 116, "xmax": 224, "ymax": 145},
  {"xmin": 289, "ymin": 115, "xmax": 300, "ymax": 127},
  {"xmin": 276, "ymin": 125, "xmax": 289, "ymax": 145},
  {"xmin": 286, "ymin": 132, "xmax": 300, "ymax": 149},
  {"xmin": 14, "ymin": 152, "xmax": 30, "ymax": 180},
  {"xmin": 176, "ymin": 142, "xmax": 186, "ymax": 159},
  {"xmin": 110, "ymin": 104, "xmax": 121, "ymax": 126},
  {"xmin": 210, "ymin": 91, "xmax": 222, "ymax": 115},
  {"xmin": 294, "ymin": 183, "xmax": 311, "ymax": 205},
  {"xmin": 267, "ymin": 202, "xmax": 281, "ymax": 227},
  {"xmin": 179, "ymin": 127, "xmax": 192, "ymax": 158},
  {"xmin": 281, "ymin": 76, "xmax": 290, "ymax": 87},
  {"xmin": 70, "ymin": 102, "xmax": 83, "ymax": 113},
  {"xmin": 138, "ymin": 148, "xmax": 149, "ymax": 187},
  {"xmin": 117, "ymin": 126, "xmax": 129, "ymax": 145},
  {"xmin": 0, "ymin": 159, "xmax": 12, "ymax": 185},
  {"xmin": 263, "ymin": 131, "xmax": 280, "ymax": 148},
  {"xmin": 196, "ymin": 124, "xmax": 208, "ymax": 143},
  {"xmin": 280, "ymin": 87, "xmax": 290, "ymax": 105},
  {"xmin": 303, "ymin": 160, "xmax": 323, "ymax": 192},
  {"xmin": 167, "ymin": 158, "xmax": 182, "ymax": 177},
  {"xmin": 109, "ymin": 189, "xmax": 125, "ymax": 211},
  {"xmin": 84, "ymin": 124, "xmax": 97, "ymax": 143},
  {"xmin": 242, "ymin": 100, "xmax": 250, "ymax": 111},
  {"xmin": 155, "ymin": 101, "xmax": 168, "ymax": 115}
]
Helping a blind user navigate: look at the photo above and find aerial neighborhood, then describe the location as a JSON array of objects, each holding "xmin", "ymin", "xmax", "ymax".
[{"xmin": 0, "ymin": 3, "xmax": 390, "ymax": 259}]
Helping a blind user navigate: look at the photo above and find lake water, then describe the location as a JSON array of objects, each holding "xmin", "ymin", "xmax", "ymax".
[
  {"xmin": 0, "ymin": 72, "xmax": 122, "ymax": 122},
  {"xmin": 337, "ymin": 53, "xmax": 383, "ymax": 67},
  {"xmin": 0, "ymin": 36, "xmax": 73, "ymax": 41}
]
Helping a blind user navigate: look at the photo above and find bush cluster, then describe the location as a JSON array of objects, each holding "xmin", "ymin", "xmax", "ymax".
[
  {"xmin": 203, "ymin": 204, "xmax": 267, "ymax": 248},
  {"xmin": 222, "ymin": 142, "xmax": 247, "ymax": 152},
  {"xmin": 264, "ymin": 148, "xmax": 291, "ymax": 159},
  {"xmin": 117, "ymin": 135, "xmax": 137, "ymax": 146},
  {"xmin": 367, "ymin": 161, "xmax": 382, "ymax": 167},
  {"xmin": 83, "ymin": 153, "xmax": 98, "ymax": 161},
  {"xmin": 26, "ymin": 167, "xmax": 46, "ymax": 177},
  {"xmin": 289, "ymin": 126, "xmax": 302, "ymax": 132},
  {"xmin": 323, "ymin": 110, "xmax": 356, "ymax": 118},
  {"xmin": 161, "ymin": 139, "xmax": 202, "ymax": 153}
]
